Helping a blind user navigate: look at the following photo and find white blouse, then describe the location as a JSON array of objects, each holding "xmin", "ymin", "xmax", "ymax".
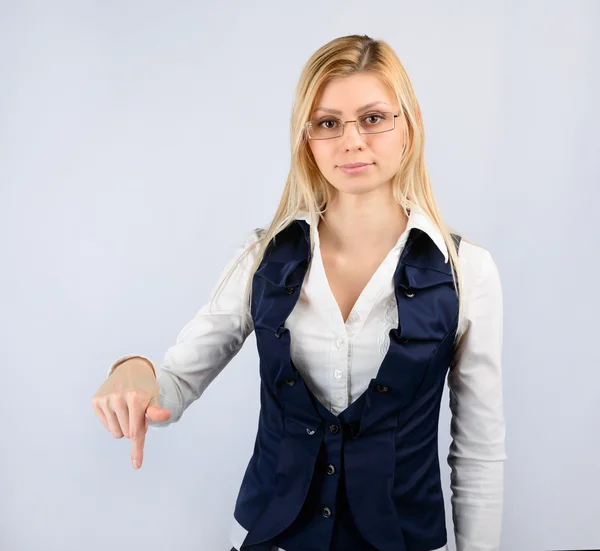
[{"xmin": 108, "ymin": 206, "xmax": 507, "ymax": 551}]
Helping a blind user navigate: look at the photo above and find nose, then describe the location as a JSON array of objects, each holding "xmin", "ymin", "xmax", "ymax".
[{"xmin": 342, "ymin": 120, "xmax": 366, "ymax": 150}]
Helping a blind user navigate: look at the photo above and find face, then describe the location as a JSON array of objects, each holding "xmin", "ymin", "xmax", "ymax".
[{"xmin": 307, "ymin": 72, "xmax": 405, "ymax": 197}]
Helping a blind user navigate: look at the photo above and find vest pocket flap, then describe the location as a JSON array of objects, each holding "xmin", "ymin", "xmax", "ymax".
[
  {"xmin": 397, "ymin": 263, "xmax": 455, "ymax": 292},
  {"xmin": 284, "ymin": 414, "xmax": 322, "ymax": 435},
  {"xmin": 254, "ymin": 258, "xmax": 309, "ymax": 287}
]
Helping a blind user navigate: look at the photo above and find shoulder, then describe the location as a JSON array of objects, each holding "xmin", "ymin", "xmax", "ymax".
[
  {"xmin": 229, "ymin": 225, "xmax": 268, "ymax": 271},
  {"xmin": 207, "ymin": 225, "xmax": 268, "ymax": 307},
  {"xmin": 456, "ymin": 238, "xmax": 499, "ymax": 283},
  {"xmin": 240, "ymin": 225, "xmax": 267, "ymax": 247},
  {"xmin": 455, "ymin": 237, "xmax": 503, "ymax": 334},
  {"xmin": 214, "ymin": 225, "xmax": 269, "ymax": 284}
]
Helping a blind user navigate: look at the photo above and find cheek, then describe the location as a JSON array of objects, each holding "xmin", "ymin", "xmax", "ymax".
[
  {"xmin": 310, "ymin": 143, "xmax": 334, "ymax": 170},
  {"xmin": 375, "ymin": 135, "xmax": 404, "ymax": 166},
  {"xmin": 380, "ymin": 131, "xmax": 404, "ymax": 154}
]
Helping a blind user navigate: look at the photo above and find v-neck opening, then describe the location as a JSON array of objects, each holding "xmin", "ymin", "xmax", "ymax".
[{"xmin": 313, "ymin": 229, "xmax": 401, "ymax": 331}]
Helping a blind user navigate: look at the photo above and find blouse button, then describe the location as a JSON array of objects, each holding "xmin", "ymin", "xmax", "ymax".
[
  {"xmin": 336, "ymin": 337, "xmax": 345, "ymax": 348},
  {"xmin": 334, "ymin": 369, "xmax": 343, "ymax": 379}
]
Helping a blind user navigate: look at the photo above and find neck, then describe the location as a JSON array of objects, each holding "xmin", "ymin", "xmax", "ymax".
[{"xmin": 318, "ymin": 184, "xmax": 408, "ymax": 255}]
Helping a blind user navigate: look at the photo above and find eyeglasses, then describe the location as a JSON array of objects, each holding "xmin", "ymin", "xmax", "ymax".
[{"xmin": 305, "ymin": 112, "xmax": 399, "ymax": 140}]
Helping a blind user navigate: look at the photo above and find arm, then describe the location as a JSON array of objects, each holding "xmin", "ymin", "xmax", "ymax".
[
  {"xmin": 447, "ymin": 246, "xmax": 507, "ymax": 551},
  {"xmin": 107, "ymin": 227, "xmax": 264, "ymax": 428}
]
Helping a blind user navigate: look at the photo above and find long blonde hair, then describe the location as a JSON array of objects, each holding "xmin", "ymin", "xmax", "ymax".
[{"xmin": 212, "ymin": 34, "xmax": 467, "ymax": 338}]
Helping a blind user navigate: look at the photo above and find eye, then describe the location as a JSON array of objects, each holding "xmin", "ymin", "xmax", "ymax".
[
  {"xmin": 317, "ymin": 118, "xmax": 340, "ymax": 129},
  {"xmin": 361, "ymin": 113, "xmax": 385, "ymax": 125}
]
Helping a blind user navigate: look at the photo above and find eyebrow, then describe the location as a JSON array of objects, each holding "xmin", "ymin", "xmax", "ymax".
[{"xmin": 311, "ymin": 101, "xmax": 390, "ymax": 116}]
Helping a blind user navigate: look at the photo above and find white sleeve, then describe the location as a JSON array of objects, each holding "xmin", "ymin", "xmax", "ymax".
[
  {"xmin": 107, "ymin": 227, "xmax": 264, "ymax": 428},
  {"xmin": 447, "ymin": 245, "xmax": 507, "ymax": 551}
]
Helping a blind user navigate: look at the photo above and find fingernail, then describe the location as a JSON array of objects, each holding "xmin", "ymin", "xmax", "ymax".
[{"xmin": 132, "ymin": 460, "xmax": 140, "ymax": 469}]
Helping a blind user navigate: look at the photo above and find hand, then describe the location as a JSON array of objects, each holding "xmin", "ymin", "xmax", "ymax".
[{"xmin": 91, "ymin": 358, "xmax": 171, "ymax": 469}]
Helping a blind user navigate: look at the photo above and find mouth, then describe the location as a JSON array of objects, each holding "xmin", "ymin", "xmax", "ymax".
[
  {"xmin": 338, "ymin": 162, "xmax": 373, "ymax": 169},
  {"xmin": 337, "ymin": 162, "xmax": 374, "ymax": 175}
]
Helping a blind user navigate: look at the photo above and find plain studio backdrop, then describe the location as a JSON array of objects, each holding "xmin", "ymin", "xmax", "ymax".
[{"xmin": 1, "ymin": 1, "xmax": 598, "ymax": 550}]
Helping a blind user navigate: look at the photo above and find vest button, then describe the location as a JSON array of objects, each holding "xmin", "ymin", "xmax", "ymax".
[
  {"xmin": 328, "ymin": 424, "xmax": 339, "ymax": 434},
  {"xmin": 285, "ymin": 378, "xmax": 296, "ymax": 386},
  {"xmin": 404, "ymin": 289, "xmax": 415, "ymax": 298},
  {"xmin": 326, "ymin": 464, "xmax": 336, "ymax": 475},
  {"xmin": 375, "ymin": 384, "xmax": 389, "ymax": 393},
  {"xmin": 285, "ymin": 286, "xmax": 296, "ymax": 295},
  {"xmin": 321, "ymin": 506, "xmax": 332, "ymax": 518},
  {"xmin": 400, "ymin": 338, "xmax": 409, "ymax": 344},
  {"xmin": 306, "ymin": 427, "xmax": 316, "ymax": 435}
]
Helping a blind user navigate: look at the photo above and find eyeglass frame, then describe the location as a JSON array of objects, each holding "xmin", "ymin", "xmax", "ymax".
[{"xmin": 304, "ymin": 112, "xmax": 400, "ymax": 140}]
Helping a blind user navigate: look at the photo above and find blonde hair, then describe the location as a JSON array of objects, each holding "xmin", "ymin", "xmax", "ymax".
[{"xmin": 212, "ymin": 34, "xmax": 468, "ymax": 338}]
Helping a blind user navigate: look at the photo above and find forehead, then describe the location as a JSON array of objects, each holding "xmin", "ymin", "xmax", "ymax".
[{"xmin": 312, "ymin": 73, "xmax": 397, "ymax": 115}]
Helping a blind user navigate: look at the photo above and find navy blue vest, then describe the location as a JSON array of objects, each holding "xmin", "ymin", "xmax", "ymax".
[{"xmin": 234, "ymin": 219, "xmax": 462, "ymax": 551}]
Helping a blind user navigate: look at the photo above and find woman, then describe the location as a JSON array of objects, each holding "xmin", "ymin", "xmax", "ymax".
[{"xmin": 92, "ymin": 34, "xmax": 506, "ymax": 551}]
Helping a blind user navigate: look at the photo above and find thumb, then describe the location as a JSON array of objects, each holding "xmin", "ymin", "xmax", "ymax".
[{"xmin": 145, "ymin": 395, "xmax": 171, "ymax": 422}]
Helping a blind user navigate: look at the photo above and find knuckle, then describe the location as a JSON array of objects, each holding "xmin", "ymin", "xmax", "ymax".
[
  {"xmin": 109, "ymin": 392, "xmax": 125, "ymax": 403},
  {"xmin": 92, "ymin": 395, "xmax": 107, "ymax": 409},
  {"xmin": 100, "ymin": 395, "xmax": 113, "ymax": 407},
  {"xmin": 127, "ymin": 390, "xmax": 147, "ymax": 405}
]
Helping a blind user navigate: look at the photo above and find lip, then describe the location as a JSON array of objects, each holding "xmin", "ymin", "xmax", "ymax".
[
  {"xmin": 339, "ymin": 162, "xmax": 372, "ymax": 168},
  {"xmin": 338, "ymin": 162, "xmax": 373, "ymax": 175}
]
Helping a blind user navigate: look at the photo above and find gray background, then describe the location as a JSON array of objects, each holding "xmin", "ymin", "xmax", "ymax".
[{"xmin": 1, "ymin": 1, "xmax": 598, "ymax": 550}]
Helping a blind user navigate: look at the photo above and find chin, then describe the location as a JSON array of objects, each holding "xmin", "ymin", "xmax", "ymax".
[{"xmin": 328, "ymin": 178, "xmax": 384, "ymax": 195}]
